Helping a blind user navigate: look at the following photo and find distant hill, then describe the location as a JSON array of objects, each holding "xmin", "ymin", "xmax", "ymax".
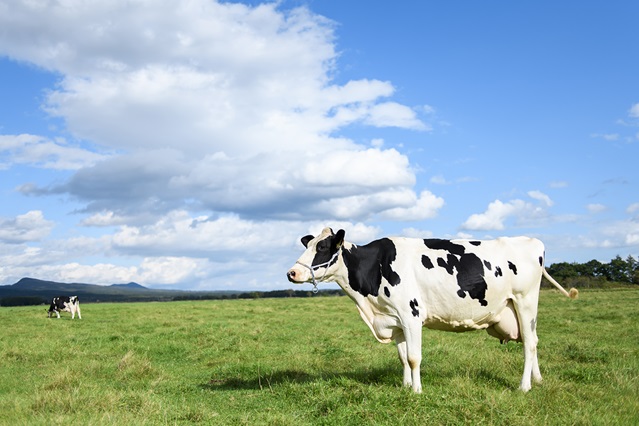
[
  {"xmin": 0, "ymin": 277, "xmax": 241, "ymax": 305},
  {"xmin": 110, "ymin": 282, "xmax": 149, "ymax": 290},
  {"xmin": 0, "ymin": 277, "xmax": 343, "ymax": 306}
]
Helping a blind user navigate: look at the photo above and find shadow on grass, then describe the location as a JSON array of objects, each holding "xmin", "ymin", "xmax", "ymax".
[
  {"xmin": 200, "ymin": 348, "xmax": 525, "ymax": 392},
  {"xmin": 201, "ymin": 366, "xmax": 399, "ymax": 391}
]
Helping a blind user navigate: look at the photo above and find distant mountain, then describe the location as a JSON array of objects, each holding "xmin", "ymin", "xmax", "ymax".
[
  {"xmin": 0, "ymin": 277, "xmax": 344, "ymax": 307},
  {"xmin": 0, "ymin": 277, "xmax": 241, "ymax": 305},
  {"xmin": 110, "ymin": 282, "xmax": 148, "ymax": 290}
]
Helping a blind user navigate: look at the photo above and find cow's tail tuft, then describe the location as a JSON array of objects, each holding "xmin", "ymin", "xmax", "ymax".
[
  {"xmin": 568, "ymin": 287, "xmax": 579, "ymax": 300},
  {"xmin": 542, "ymin": 268, "xmax": 579, "ymax": 299}
]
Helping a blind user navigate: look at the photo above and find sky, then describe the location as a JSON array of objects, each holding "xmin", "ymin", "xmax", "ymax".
[{"xmin": 0, "ymin": 0, "xmax": 638, "ymax": 291}]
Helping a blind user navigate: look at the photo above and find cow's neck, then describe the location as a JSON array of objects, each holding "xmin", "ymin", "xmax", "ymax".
[
  {"xmin": 331, "ymin": 242, "xmax": 381, "ymax": 303},
  {"xmin": 329, "ymin": 244, "xmax": 383, "ymax": 330}
]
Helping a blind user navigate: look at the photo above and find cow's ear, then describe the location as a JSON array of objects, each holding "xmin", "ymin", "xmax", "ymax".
[
  {"xmin": 301, "ymin": 235, "xmax": 314, "ymax": 248},
  {"xmin": 334, "ymin": 229, "xmax": 345, "ymax": 249}
]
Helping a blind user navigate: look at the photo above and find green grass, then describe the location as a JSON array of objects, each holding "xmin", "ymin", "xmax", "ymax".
[{"xmin": 1, "ymin": 289, "xmax": 638, "ymax": 425}]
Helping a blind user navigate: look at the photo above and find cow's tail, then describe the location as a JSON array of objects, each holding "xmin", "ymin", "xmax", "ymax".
[{"xmin": 542, "ymin": 269, "xmax": 579, "ymax": 299}]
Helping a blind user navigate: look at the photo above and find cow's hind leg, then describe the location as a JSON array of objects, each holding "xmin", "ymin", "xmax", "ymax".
[
  {"xmin": 512, "ymin": 293, "xmax": 542, "ymax": 391},
  {"xmin": 394, "ymin": 333, "xmax": 412, "ymax": 388}
]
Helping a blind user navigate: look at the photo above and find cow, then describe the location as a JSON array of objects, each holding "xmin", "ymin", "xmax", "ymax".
[
  {"xmin": 287, "ymin": 227, "xmax": 578, "ymax": 393},
  {"xmin": 47, "ymin": 296, "xmax": 82, "ymax": 319}
]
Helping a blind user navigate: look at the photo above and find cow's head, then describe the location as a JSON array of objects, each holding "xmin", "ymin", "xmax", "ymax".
[{"xmin": 287, "ymin": 227, "xmax": 345, "ymax": 289}]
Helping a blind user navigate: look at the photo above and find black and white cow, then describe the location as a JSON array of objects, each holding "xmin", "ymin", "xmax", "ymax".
[
  {"xmin": 287, "ymin": 227, "xmax": 578, "ymax": 393},
  {"xmin": 47, "ymin": 296, "xmax": 82, "ymax": 319}
]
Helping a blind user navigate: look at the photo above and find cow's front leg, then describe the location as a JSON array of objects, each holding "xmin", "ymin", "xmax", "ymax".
[
  {"xmin": 513, "ymin": 293, "xmax": 541, "ymax": 392},
  {"xmin": 403, "ymin": 324, "xmax": 423, "ymax": 393},
  {"xmin": 394, "ymin": 333, "xmax": 412, "ymax": 388}
]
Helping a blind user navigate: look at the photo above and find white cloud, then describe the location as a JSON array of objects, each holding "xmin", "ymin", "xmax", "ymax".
[
  {"xmin": 430, "ymin": 175, "xmax": 448, "ymax": 185},
  {"xmin": 591, "ymin": 133, "xmax": 619, "ymax": 141},
  {"xmin": 629, "ymin": 103, "xmax": 639, "ymax": 118},
  {"xmin": 627, "ymin": 203, "xmax": 639, "ymax": 218},
  {"xmin": 379, "ymin": 190, "xmax": 445, "ymax": 221},
  {"xmin": 0, "ymin": 1, "xmax": 432, "ymax": 226},
  {"xmin": 0, "ymin": 211, "xmax": 54, "ymax": 243},
  {"xmin": 587, "ymin": 203, "xmax": 607, "ymax": 214},
  {"xmin": 400, "ymin": 227, "xmax": 434, "ymax": 239},
  {"xmin": 598, "ymin": 219, "xmax": 639, "ymax": 249},
  {"xmin": 0, "ymin": 256, "xmax": 207, "ymax": 287},
  {"xmin": 0, "ymin": 134, "xmax": 107, "ymax": 170},
  {"xmin": 364, "ymin": 102, "xmax": 430, "ymax": 130},
  {"xmin": 528, "ymin": 190, "xmax": 553, "ymax": 207},
  {"xmin": 461, "ymin": 191, "xmax": 553, "ymax": 231},
  {"xmin": 462, "ymin": 200, "xmax": 522, "ymax": 231},
  {"xmin": 0, "ymin": 2, "xmax": 425, "ymax": 158}
]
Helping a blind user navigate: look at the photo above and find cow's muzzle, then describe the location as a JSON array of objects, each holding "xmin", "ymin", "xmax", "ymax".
[{"xmin": 286, "ymin": 269, "xmax": 300, "ymax": 282}]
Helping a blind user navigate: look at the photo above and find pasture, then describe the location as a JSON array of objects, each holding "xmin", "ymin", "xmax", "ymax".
[{"xmin": 1, "ymin": 288, "xmax": 638, "ymax": 425}]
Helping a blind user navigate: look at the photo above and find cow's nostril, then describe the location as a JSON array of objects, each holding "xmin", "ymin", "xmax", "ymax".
[{"xmin": 287, "ymin": 270, "xmax": 297, "ymax": 282}]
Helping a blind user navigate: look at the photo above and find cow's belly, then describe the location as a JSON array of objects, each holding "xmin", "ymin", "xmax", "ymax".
[
  {"xmin": 422, "ymin": 297, "xmax": 507, "ymax": 332},
  {"xmin": 423, "ymin": 313, "xmax": 497, "ymax": 332}
]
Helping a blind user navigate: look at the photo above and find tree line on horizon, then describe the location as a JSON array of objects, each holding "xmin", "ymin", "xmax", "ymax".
[{"xmin": 545, "ymin": 254, "xmax": 639, "ymax": 287}]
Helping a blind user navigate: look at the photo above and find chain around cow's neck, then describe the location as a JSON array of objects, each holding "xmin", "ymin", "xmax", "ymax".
[{"xmin": 295, "ymin": 249, "xmax": 341, "ymax": 293}]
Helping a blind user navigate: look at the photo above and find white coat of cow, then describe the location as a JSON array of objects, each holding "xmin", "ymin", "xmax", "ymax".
[{"xmin": 287, "ymin": 227, "xmax": 578, "ymax": 392}]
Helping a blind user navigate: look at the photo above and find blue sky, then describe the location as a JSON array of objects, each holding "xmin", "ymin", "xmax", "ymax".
[{"xmin": 0, "ymin": 0, "xmax": 638, "ymax": 290}]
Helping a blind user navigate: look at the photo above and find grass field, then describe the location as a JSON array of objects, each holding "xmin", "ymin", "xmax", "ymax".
[{"xmin": 1, "ymin": 288, "xmax": 638, "ymax": 425}]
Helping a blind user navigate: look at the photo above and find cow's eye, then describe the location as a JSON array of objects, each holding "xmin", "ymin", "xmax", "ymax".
[{"xmin": 317, "ymin": 241, "xmax": 329, "ymax": 252}]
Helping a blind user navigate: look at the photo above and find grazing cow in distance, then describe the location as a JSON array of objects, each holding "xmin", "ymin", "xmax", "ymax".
[
  {"xmin": 47, "ymin": 296, "xmax": 82, "ymax": 319},
  {"xmin": 287, "ymin": 227, "xmax": 578, "ymax": 393}
]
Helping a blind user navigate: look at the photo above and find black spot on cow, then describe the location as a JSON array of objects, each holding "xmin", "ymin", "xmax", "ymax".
[
  {"xmin": 421, "ymin": 255, "xmax": 434, "ymax": 269},
  {"xmin": 495, "ymin": 266, "xmax": 503, "ymax": 277},
  {"xmin": 508, "ymin": 261, "xmax": 518, "ymax": 275},
  {"xmin": 409, "ymin": 299, "xmax": 419, "ymax": 317},
  {"xmin": 483, "ymin": 260, "xmax": 492, "ymax": 270},
  {"xmin": 424, "ymin": 239, "xmax": 488, "ymax": 307},
  {"xmin": 423, "ymin": 239, "xmax": 465, "ymax": 256},
  {"xmin": 384, "ymin": 286, "xmax": 391, "ymax": 298},
  {"xmin": 470, "ymin": 241, "xmax": 481, "ymax": 246},
  {"xmin": 342, "ymin": 238, "xmax": 401, "ymax": 297},
  {"xmin": 437, "ymin": 254, "xmax": 457, "ymax": 275},
  {"xmin": 538, "ymin": 256, "xmax": 543, "ymax": 267},
  {"xmin": 456, "ymin": 253, "xmax": 488, "ymax": 306}
]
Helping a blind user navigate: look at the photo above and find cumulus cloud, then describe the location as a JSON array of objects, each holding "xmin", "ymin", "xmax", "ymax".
[
  {"xmin": 0, "ymin": 211, "xmax": 54, "ymax": 243},
  {"xmin": 0, "ymin": 134, "xmax": 107, "ymax": 170},
  {"xmin": 379, "ymin": 190, "xmax": 444, "ymax": 221},
  {"xmin": 364, "ymin": 102, "xmax": 430, "ymax": 130},
  {"xmin": 629, "ymin": 103, "xmax": 639, "ymax": 119},
  {"xmin": 462, "ymin": 200, "xmax": 523, "ymax": 231},
  {"xmin": 528, "ymin": 190, "xmax": 554, "ymax": 207},
  {"xmin": 0, "ymin": 0, "xmax": 434, "ymax": 226},
  {"xmin": 461, "ymin": 191, "xmax": 553, "ymax": 231}
]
